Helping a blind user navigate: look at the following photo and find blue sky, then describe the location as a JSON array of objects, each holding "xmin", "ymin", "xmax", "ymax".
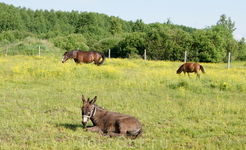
[{"xmin": 1, "ymin": 0, "xmax": 245, "ymax": 40}]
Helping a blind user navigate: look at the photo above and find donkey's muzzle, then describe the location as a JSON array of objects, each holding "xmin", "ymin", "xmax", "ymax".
[{"xmin": 82, "ymin": 121, "xmax": 87, "ymax": 126}]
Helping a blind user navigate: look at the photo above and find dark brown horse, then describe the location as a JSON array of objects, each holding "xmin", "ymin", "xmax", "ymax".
[
  {"xmin": 81, "ymin": 95, "xmax": 142, "ymax": 139},
  {"xmin": 177, "ymin": 63, "xmax": 205, "ymax": 78},
  {"xmin": 62, "ymin": 50, "xmax": 105, "ymax": 66}
]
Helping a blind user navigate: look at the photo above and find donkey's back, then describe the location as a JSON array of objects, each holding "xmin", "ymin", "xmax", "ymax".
[{"xmin": 102, "ymin": 111, "xmax": 142, "ymax": 138}]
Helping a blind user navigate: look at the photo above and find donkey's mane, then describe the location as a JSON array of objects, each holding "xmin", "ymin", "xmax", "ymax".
[{"xmin": 94, "ymin": 104, "xmax": 104, "ymax": 110}]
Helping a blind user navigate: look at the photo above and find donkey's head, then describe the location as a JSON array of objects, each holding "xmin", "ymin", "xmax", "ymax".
[{"xmin": 81, "ymin": 95, "xmax": 97, "ymax": 126}]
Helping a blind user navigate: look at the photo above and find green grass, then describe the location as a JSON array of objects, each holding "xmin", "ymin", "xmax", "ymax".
[{"xmin": 1, "ymin": 56, "xmax": 246, "ymax": 149}]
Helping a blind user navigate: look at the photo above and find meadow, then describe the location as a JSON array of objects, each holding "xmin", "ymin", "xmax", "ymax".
[{"xmin": 0, "ymin": 55, "xmax": 246, "ymax": 150}]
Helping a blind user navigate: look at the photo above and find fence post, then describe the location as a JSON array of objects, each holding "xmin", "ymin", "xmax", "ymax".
[
  {"xmin": 144, "ymin": 49, "xmax": 146, "ymax": 62},
  {"xmin": 108, "ymin": 49, "xmax": 111, "ymax": 59},
  {"xmin": 38, "ymin": 46, "xmax": 40, "ymax": 57},
  {"xmin": 184, "ymin": 51, "xmax": 187, "ymax": 63},
  {"xmin": 6, "ymin": 46, "xmax": 8, "ymax": 56},
  {"xmin": 227, "ymin": 52, "xmax": 230, "ymax": 69}
]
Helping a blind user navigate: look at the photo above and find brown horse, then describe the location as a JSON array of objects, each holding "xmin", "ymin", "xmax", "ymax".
[
  {"xmin": 62, "ymin": 50, "xmax": 105, "ymax": 66},
  {"xmin": 177, "ymin": 63, "xmax": 205, "ymax": 78},
  {"xmin": 81, "ymin": 95, "xmax": 142, "ymax": 139}
]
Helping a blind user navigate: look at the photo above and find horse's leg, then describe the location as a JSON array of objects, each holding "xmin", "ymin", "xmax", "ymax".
[
  {"xmin": 187, "ymin": 73, "xmax": 191, "ymax": 78},
  {"xmin": 74, "ymin": 59, "xmax": 80, "ymax": 65},
  {"xmin": 195, "ymin": 70, "xmax": 200, "ymax": 79},
  {"xmin": 197, "ymin": 73, "xmax": 200, "ymax": 79},
  {"xmin": 94, "ymin": 58, "xmax": 100, "ymax": 66},
  {"xmin": 94, "ymin": 60, "xmax": 99, "ymax": 66}
]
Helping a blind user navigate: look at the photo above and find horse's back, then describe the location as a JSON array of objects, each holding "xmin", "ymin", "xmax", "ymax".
[
  {"xmin": 76, "ymin": 51, "xmax": 93, "ymax": 63},
  {"xmin": 185, "ymin": 63, "xmax": 204, "ymax": 73},
  {"xmin": 183, "ymin": 63, "xmax": 196, "ymax": 72}
]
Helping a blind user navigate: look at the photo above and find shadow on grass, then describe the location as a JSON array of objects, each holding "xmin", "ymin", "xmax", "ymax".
[{"xmin": 57, "ymin": 123, "xmax": 85, "ymax": 131}]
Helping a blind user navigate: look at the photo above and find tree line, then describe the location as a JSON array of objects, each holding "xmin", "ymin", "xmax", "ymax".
[{"xmin": 0, "ymin": 2, "xmax": 246, "ymax": 62}]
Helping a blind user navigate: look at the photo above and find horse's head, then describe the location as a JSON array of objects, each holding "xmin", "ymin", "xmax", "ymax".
[
  {"xmin": 62, "ymin": 52, "xmax": 69, "ymax": 63},
  {"xmin": 176, "ymin": 64, "xmax": 184, "ymax": 74},
  {"xmin": 81, "ymin": 95, "xmax": 97, "ymax": 126}
]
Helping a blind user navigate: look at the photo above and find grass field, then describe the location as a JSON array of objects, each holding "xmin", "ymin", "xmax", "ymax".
[{"xmin": 1, "ymin": 55, "xmax": 246, "ymax": 149}]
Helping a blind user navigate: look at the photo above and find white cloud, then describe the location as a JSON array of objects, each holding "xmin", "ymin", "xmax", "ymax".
[{"xmin": 234, "ymin": 34, "xmax": 245, "ymax": 41}]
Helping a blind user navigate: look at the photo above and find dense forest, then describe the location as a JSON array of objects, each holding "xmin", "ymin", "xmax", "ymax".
[{"xmin": 0, "ymin": 2, "xmax": 246, "ymax": 62}]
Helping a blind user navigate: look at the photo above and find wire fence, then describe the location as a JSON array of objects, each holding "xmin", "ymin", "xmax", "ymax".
[
  {"xmin": 0, "ymin": 45, "xmax": 52, "ymax": 56},
  {"xmin": 1, "ymin": 46, "xmax": 232, "ymax": 68}
]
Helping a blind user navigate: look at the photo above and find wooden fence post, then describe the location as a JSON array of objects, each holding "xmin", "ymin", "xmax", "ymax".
[
  {"xmin": 227, "ymin": 52, "xmax": 230, "ymax": 69},
  {"xmin": 184, "ymin": 51, "xmax": 187, "ymax": 63},
  {"xmin": 38, "ymin": 46, "xmax": 40, "ymax": 57},
  {"xmin": 6, "ymin": 46, "xmax": 8, "ymax": 56},
  {"xmin": 108, "ymin": 49, "xmax": 111, "ymax": 59},
  {"xmin": 144, "ymin": 49, "xmax": 146, "ymax": 62}
]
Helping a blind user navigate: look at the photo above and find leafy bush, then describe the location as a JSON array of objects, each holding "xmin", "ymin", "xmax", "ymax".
[{"xmin": 51, "ymin": 33, "xmax": 89, "ymax": 51}]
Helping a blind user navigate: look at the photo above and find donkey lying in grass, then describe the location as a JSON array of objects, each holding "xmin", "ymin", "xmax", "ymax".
[{"xmin": 81, "ymin": 95, "xmax": 142, "ymax": 139}]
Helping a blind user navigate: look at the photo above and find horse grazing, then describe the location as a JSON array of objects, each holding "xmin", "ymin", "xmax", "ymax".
[
  {"xmin": 62, "ymin": 50, "xmax": 105, "ymax": 66},
  {"xmin": 177, "ymin": 63, "xmax": 205, "ymax": 78},
  {"xmin": 81, "ymin": 95, "xmax": 142, "ymax": 139}
]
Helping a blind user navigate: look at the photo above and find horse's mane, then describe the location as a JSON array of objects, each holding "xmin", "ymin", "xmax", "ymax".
[
  {"xmin": 178, "ymin": 64, "xmax": 184, "ymax": 70},
  {"xmin": 77, "ymin": 50, "xmax": 85, "ymax": 52}
]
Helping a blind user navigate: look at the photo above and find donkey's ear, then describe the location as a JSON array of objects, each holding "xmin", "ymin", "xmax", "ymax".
[
  {"xmin": 82, "ymin": 95, "xmax": 85, "ymax": 102},
  {"xmin": 90, "ymin": 96, "xmax": 97, "ymax": 104}
]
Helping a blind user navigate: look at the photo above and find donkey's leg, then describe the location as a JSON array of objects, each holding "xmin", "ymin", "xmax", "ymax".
[
  {"xmin": 117, "ymin": 119, "xmax": 141, "ymax": 139},
  {"xmin": 86, "ymin": 126, "xmax": 101, "ymax": 133},
  {"xmin": 107, "ymin": 132, "xmax": 121, "ymax": 137}
]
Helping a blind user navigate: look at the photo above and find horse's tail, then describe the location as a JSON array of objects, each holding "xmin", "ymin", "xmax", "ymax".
[
  {"xmin": 200, "ymin": 65, "xmax": 205, "ymax": 73},
  {"xmin": 98, "ymin": 52, "xmax": 105, "ymax": 66}
]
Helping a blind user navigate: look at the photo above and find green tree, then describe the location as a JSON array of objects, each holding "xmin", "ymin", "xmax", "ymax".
[
  {"xmin": 110, "ymin": 17, "xmax": 122, "ymax": 35},
  {"xmin": 68, "ymin": 10, "xmax": 80, "ymax": 27},
  {"xmin": 132, "ymin": 19, "xmax": 147, "ymax": 32},
  {"xmin": 217, "ymin": 14, "xmax": 236, "ymax": 35},
  {"xmin": 191, "ymin": 28, "xmax": 226, "ymax": 62},
  {"xmin": 91, "ymin": 36, "xmax": 123, "ymax": 57},
  {"xmin": 215, "ymin": 14, "xmax": 238, "ymax": 61},
  {"xmin": 19, "ymin": 7, "xmax": 32, "ymax": 32},
  {"xmin": 0, "ymin": 3, "xmax": 24, "ymax": 32},
  {"xmin": 146, "ymin": 24, "xmax": 192, "ymax": 60},
  {"xmin": 32, "ymin": 10, "xmax": 47, "ymax": 34},
  {"xmin": 237, "ymin": 37, "xmax": 246, "ymax": 60},
  {"xmin": 117, "ymin": 32, "xmax": 147, "ymax": 58},
  {"xmin": 51, "ymin": 33, "xmax": 89, "ymax": 51}
]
